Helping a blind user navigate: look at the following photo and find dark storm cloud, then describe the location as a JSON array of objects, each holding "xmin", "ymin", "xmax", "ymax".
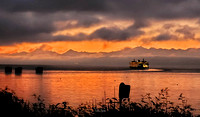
[
  {"xmin": 0, "ymin": 12, "xmax": 54, "ymax": 37},
  {"xmin": 118, "ymin": 0, "xmax": 200, "ymax": 19},
  {"xmin": 52, "ymin": 20, "xmax": 146, "ymax": 41},
  {"xmin": 0, "ymin": 12, "xmax": 56, "ymax": 45},
  {"xmin": 163, "ymin": 24, "xmax": 175, "ymax": 30},
  {"xmin": 153, "ymin": 33, "xmax": 177, "ymax": 41},
  {"xmin": 0, "ymin": 0, "xmax": 107, "ymax": 12},
  {"xmin": 1, "ymin": 0, "xmax": 200, "ymax": 44},
  {"xmin": 88, "ymin": 19, "xmax": 148, "ymax": 41},
  {"xmin": 56, "ymin": 15, "xmax": 101, "ymax": 30},
  {"xmin": 89, "ymin": 26, "xmax": 144, "ymax": 41},
  {"xmin": 71, "ymin": 17, "xmax": 100, "ymax": 28},
  {"xmin": 0, "ymin": 11, "xmax": 103, "ymax": 45},
  {"xmin": 89, "ymin": 27, "xmax": 131, "ymax": 41},
  {"xmin": 53, "ymin": 33, "xmax": 88, "ymax": 41},
  {"xmin": 2, "ymin": 0, "xmax": 200, "ymax": 19},
  {"xmin": 175, "ymin": 25, "xmax": 195, "ymax": 39}
]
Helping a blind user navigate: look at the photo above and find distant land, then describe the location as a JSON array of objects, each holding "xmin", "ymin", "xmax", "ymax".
[{"xmin": 0, "ymin": 47, "xmax": 200, "ymax": 69}]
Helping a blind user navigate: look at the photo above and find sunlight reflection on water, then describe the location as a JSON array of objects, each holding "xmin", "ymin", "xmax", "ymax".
[{"xmin": 0, "ymin": 70, "xmax": 200, "ymax": 114}]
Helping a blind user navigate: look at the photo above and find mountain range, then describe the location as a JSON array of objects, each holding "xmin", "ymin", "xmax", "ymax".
[{"xmin": 1, "ymin": 47, "xmax": 200, "ymax": 69}]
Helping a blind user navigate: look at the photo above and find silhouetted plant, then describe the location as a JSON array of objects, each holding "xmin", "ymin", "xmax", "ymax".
[
  {"xmin": 0, "ymin": 87, "xmax": 76, "ymax": 117},
  {"xmin": 0, "ymin": 87, "xmax": 197, "ymax": 117},
  {"xmin": 77, "ymin": 103, "xmax": 95, "ymax": 117},
  {"xmin": 47, "ymin": 101, "xmax": 76, "ymax": 117},
  {"xmin": 133, "ymin": 87, "xmax": 194, "ymax": 117}
]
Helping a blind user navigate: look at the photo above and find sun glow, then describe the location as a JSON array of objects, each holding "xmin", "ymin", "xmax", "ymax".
[
  {"xmin": 0, "ymin": 19, "xmax": 200, "ymax": 55},
  {"xmin": 0, "ymin": 39, "xmax": 200, "ymax": 55}
]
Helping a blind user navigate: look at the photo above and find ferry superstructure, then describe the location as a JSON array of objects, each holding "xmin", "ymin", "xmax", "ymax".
[{"xmin": 129, "ymin": 59, "xmax": 149, "ymax": 69}]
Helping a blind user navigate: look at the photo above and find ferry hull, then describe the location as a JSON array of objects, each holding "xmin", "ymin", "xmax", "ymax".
[{"xmin": 129, "ymin": 67, "xmax": 149, "ymax": 70}]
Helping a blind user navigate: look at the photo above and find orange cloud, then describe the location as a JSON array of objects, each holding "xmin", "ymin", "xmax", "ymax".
[
  {"xmin": 0, "ymin": 38, "xmax": 200, "ymax": 55},
  {"xmin": 53, "ymin": 19, "xmax": 133, "ymax": 36},
  {"xmin": 0, "ymin": 18, "xmax": 200, "ymax": 55}
]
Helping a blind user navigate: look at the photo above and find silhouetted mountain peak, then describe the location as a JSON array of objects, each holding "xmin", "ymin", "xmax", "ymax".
[
  {"xmin": 6, "ymin": 46, "xmax": 200, "ymax": 58},
  {"xmin": 63, "ymin": 49, "xmax": 94, "ymax": 56},
  {"xmin": 133, "ymin": 46, "xmax": 146, "ymax": 50},
  {"xmin": 66, "ymin": 49, "xmax": 78, "ymax": 54}
]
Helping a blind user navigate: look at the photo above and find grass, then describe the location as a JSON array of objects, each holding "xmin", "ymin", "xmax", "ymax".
[{"xmin": 0, "ymin": 87, "xmax": 198, "ymax": 117}]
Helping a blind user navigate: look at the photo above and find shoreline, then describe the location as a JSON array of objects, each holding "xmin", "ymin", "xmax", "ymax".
[{"xmin": 0, "ymin": 64, "xmax": 200, "ymax": 73}]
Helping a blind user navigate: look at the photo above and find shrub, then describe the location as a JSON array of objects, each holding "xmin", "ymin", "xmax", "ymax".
[{"xmin": 0, "ymin": 87, "xmax": 197, "ymax": 117}]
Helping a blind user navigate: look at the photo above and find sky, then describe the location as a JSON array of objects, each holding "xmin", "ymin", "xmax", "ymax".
[{"xmin": 0, "ymin": 0, "xmax": 200, "ymax": 67}]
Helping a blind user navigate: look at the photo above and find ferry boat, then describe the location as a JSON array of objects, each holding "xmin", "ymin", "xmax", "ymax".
[{"xmin": 129, "ymin": 59, "xmax": 149, "ymax": 69}]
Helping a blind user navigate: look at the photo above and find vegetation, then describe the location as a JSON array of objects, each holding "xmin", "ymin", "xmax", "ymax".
[{"xmin": 0, "ymin": 87, "xmax": 198, "ymax": 117}]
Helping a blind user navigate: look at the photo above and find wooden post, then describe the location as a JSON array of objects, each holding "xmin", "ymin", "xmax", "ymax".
[{"xmin": 119, "ymin": 82, "xmax": 130, "ymax": 111}]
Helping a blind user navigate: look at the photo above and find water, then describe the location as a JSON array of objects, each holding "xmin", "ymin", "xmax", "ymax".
[{"xmin": 0, "ymin": 69, "xmax": 200, "ymax": 114}]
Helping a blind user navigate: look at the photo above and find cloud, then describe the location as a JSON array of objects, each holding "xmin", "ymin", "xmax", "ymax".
[
  {"xmin": 0, "ymin": 0, "xmax": 107, "ymax": 13},
  {"xmin": 2, "ymin": 0, "xmax": 200, "ymax": 19},
  {"xmin": 1, "ymin": 0, "xmax": 200, "ymax": 44},
  {"xmin": 175, "ymin": 25, "xmax": 195, "ymax": 39},
  {"xmin": 52, "ymin": 33, "xmax": 87, "ymax": 42},
  {"xmin": 54, "ymin": 14, "xmax": 102, "ymax": 30},
  {"xmin": 89, "ymin": 27, "xmax": 144, "ymax": 41},
  {"xmin": 89, "ymin": 27, "xmax": 131, "ymax": 41},
  {"xmin": 88, "ymin": 19, "xmax": 147, "ymax": 41},
  {"xmin": 0, "ymin": 11, "xmax": 56, "ymax": 45},
  {"xmin": 153, "ymin": 33, "xmax": 177, "ymax": 41},
  {"xmin": 162, "ymin": 24, "xmax": 175, "ymax": 30},
  {"xmin": 0, "ymin": 11, "xmax": 102, "ymax": 45},
  {"xmin": 106, "ymin": 0, "xmax": 200, "ymax": 19}
]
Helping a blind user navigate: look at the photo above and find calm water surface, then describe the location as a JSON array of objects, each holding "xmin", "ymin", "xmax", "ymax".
[{"xmin": 0, "ymin": 69, "xmax": 200, "ymax": 114}]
